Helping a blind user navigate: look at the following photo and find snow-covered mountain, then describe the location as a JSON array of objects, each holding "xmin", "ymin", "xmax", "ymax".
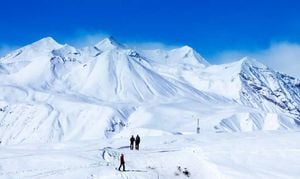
[{"xmin": 0, "ymin": 37, "xmax": 299, "ymax": 144}]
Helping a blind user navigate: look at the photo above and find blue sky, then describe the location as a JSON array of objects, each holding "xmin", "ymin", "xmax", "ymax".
[{"xmin": 1, "ymin": 0, "xmax": 300, "ymax": 76}]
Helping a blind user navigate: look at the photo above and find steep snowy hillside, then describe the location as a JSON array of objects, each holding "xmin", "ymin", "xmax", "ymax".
[
  {"xmin": 0, "ymin": 37, "xmax": 300, "ymax": 145},
  {"xmin": 0, "ymin": 37, "xmax": 228, "ymax": 144},
  {"xmin": 151, "ymin": 56, "xmax": 300, "ymax": 132},
  {"xmin": 238, "ymin": 58, "xmax": 300, "ymax": 122}
]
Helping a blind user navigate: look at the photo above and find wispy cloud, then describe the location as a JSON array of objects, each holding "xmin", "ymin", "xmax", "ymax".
[
  {"xmin": 210, "ymin": 42, "xmax": 300, "ymax": 78},
  {"xmin": 65, "ymin": 29, "xmax": 182, "ymax": 51},
  {"xmin": 255, "ymin": 42, "xmax": 300, "ymax": 78},
  {"xmin": 0, "ymin": 44, "xmax": 18, "ymax": 57},
  {"xmin": 126, "ymin": 41, "xmax": 180, "ymax": 51},
  {"xmin": 64, "ymin": 30, "xmax": 110, "ymax": 48},
  {"xmin": 2, "ymin": 32, "xmax": 299, "ymax": 79}
]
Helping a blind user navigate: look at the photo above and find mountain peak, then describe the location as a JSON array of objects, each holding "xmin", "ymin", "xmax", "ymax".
[
  {"xmin": 178, "ymin": 45, "xmax": 193, "ymax": 51},
  {"xmin": 29, "ymin": 37, "xmax": 63, "ymax": 51},
  {"xmin": 171, "ymin": 45, "xmax": 210, "ymax": 66},
  {"xmin": 94, "ymin": 36, "xmax": 124, "ymax": 51},
  {"xmin": 239, "ymin": 56, "xmax": 266, "ymax": 69},
  {"xmin": 171, "ymin": 45, "xmax": 195, "ymax": 55},
  {"xmin": 38, "ymin": 36, "xmax": 56, "ymax": 43},
  {"xmin": 33, "ymin": 37, "xmax": 61, "ymax": 46},
  {"xmin": 0, "ymin": 37, "xmax": 63, "ymax": 61}
]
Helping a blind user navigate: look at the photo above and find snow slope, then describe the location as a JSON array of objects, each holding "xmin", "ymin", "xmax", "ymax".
[
  {"xmin": 1, "ymin": 131, "xmax": 300, "ymax": 179},
  {"xmin": 150, "ymin": 56, "xmax": 300, "ymax": 132},
  {"xmin": 0, "ymin": 37, "xmax": 300, "ymax": 145}
]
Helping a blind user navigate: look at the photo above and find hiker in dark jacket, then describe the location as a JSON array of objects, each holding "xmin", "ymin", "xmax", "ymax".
[
  {"xmin": 135, "ymin": 135, "xmax": 140, "ymax": 150},
  {"xmin": 130, "ymin": 135, "xmax": 135, "ymax": 150},
  {"xmin": 118, "ymin": 153, "xmax": 125, "ymax": 171}
]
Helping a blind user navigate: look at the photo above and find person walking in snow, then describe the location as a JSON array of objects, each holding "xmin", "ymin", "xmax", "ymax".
[
  {"xmin": 130, "ymin": 135, "xmax": 135, "ymax": 150},
  {"xmin": 118, "ymin": 153, "xmax": 125, "ymax": 171},
  {"xmin": 135, "ymin": 134, "xmax": 140, "ymax": 150}
]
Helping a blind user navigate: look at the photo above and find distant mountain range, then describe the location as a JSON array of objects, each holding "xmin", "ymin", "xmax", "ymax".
[{"xmin": 0, "ymin": 37, "xmax": 299, "ymax": 144}]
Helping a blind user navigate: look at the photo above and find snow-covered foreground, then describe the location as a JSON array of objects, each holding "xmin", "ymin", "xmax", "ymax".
[{"xmin": 1, "ymin": 131, "xmax": 300, "ymax": 179}]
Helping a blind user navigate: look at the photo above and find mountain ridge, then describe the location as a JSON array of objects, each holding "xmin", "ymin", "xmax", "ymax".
[{"xmin": 0, "ymin": 36, "xmax": 299, "ymax": 144}]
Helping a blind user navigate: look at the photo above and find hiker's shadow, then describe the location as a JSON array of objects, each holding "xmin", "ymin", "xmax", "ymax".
[
  {"xmin": 118, "ymin": 146, "xmax": 130, "ymax": 149},
  {"xmin": 125, "ymin": 169, "xmax": 147, "ymax": 172}
]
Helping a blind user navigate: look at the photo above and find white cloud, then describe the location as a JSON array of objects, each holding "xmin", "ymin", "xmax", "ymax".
[
  {"xmin": 0, "ymin": 44, "xmax": 18, "ymax": 57},
  {"xmin": 2, "ymin": 34, "xmax": 299, "ymax": 79},
  {"xmin": 126, "ymin": 41, "xmax": 180, "ymax": 51},
  {"xmin": 210, "ymin": 42, "xmax": 300, "ymax": 78},
  {"xmin": 255, "ymin": 42, "xmax": 300, "ymax": 78},
  {"xmin": 63, "ymin": 31, "xmax": 180, "ymax": 51},
  {"xmin": 65, "ymin": 31, "xmax": 109, "ymax": 48},
  {"xmin": 209, "ymin": 50, "xmax": 248, "ymax": 64}
]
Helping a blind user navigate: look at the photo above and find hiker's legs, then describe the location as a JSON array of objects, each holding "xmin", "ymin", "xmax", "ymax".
[{"xmin": 119, "ymin": 163, "xmax": 125, "ymax": 171}]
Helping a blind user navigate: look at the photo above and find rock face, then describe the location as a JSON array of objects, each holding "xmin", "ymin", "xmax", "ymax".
[{"xmin": 0, "ymin": 37, "xmax": 299, "ymax": 144}]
